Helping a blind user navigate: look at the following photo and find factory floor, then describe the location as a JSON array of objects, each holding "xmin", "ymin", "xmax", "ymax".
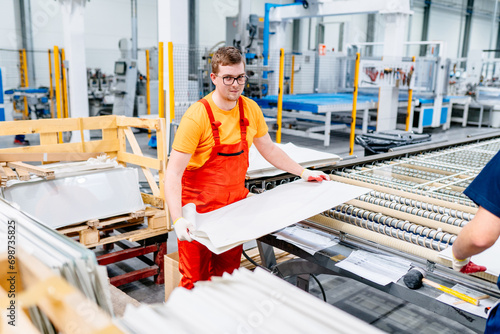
[{"xmin": 4, "ymin": 122, "xmax": 499, "ymax": 333}]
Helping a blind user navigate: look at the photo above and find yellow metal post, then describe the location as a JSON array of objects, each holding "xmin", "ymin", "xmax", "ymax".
[
  {"xmin": 406, "ymin": 56, "xmax": 415, "ymax": 131},
  {"xmin": 158, "ymin": 42, "xmax": 164, "ymax": 119},
  {"xmin": 349, "ymin": 52, "xmax": 360, "ymax": 155},
  {"xmin": 168, "ymin": 42, "xmax": 175, "ymax": 123},
  {"xmin": 61, "ymin": 49, "xmax": 69, "ymax": 118},
  {"xmin": 48, "ymin": 49, "xmax": 54, "ymax": 118},
  {"xmin": 54, "ymin": 46, "xmax": 63, "ymax": 143},
  {"xmin": 277, "ymin": 48, "xmax": 285, "ymax": 144},
  {"xmin": 291, "ymin": 55, "xmax": 295, "ymax": 95},
  {"xmin": 22, "ymin": 49, "xmax": 29, "ymax": 119},
  {"xmin": 146, "ymin": 49, "xmax": 151, "ymax": 137}
]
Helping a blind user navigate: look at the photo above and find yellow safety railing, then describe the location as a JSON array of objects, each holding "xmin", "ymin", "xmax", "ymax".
[
  {"xmin": 168, "ymin": 42, "xmax": 175, "ymax": 123},
  {"xmin": 276, "ymin": 48, "xmax": 285, "ymax": 144},
  {"xmin": 53, "ymin": 46, "xmax": 63, "ymax": 143},
  {"xmin": 406, "ymin": 56, "xmax": 415, "ymax": 131},
  {"xmin": 61, "ymin": 48, "xmax": 69, "ymax": 119},
  {"xmin": 291, "ymin": 55, "xmax": 295, "ymax": 95},
  {"xmin": 48, "ymin": 49, "xmax": 54, "ymax": 118},
  {"xmin": 158, "ymin": 42, "xmax": 164, "ymax": 119},
  {"xmin": 349, "ymin": 52, "xmax": 360, "ymax": 156},
  {"xmin": 21, "ymin": 49, "xmax": 29, "ymax": 119}
]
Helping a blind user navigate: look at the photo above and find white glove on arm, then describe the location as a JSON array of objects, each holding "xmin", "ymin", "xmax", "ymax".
[
  {"xmin": 300, "ymin": 169, "xmax": 329, "ymax": 182},
  {"xmin": 174, "ymin": 217, "xmax": 194, "ymax": 242}
]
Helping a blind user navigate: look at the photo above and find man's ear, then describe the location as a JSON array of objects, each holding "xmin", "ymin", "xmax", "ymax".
[{"xmin": 210, "ymin": 73, "xmax": 217, "ymax": 86}]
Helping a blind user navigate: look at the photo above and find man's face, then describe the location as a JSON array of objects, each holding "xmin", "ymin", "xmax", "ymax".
[{"xmin": 211, "ymin": 62, "xmax": 245, "ymax": 102}]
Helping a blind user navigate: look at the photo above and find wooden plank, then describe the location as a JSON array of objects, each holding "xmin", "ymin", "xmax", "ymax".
[
  {"xmin": 0, "ymin": 118, "xmax": 80, "ymax": 135},
  {"xmin": 141, "ymin": 193, "xmax": 164, "ymax": 209},
  {"xmin": 122, "ymin": 127, "xmax": 160, "ymax": 196},
  {"xmin": 80, "ymin": 115, "xmax": 117, "ymax": 130},
  {"xmin": 116, "ymin": 116, "xmax": 160, "ymax": 130},
  {"xmin": 7, "ymin": 162, "xmax": 55, "ymax": 179},
  {"xmin": 39, "ymin": 132, "xmax": 58, "ymax": 146},
  {"xmin": 116, "ymin": 151, "xmax": 161, "ymax": 170},
  {"xmin": 2, "ymin": 167, "xmax": 17, "ymax": 180},
  {"xmin": 0, "ymin": 139, "xmax": 119, "ymax": 154},
  {"xmin": 84, "ymin": 227, "xmax": 168, "ymax": 247},
  {"xmin": 0, "ymin": 152, "xmax": 101, "ymax": 162},
  {"xmin": 79, "ymin": 228, "xmax": 100, "ymax": 245},
  {"xmin": 0, "ymin": 167, "xmax": 8, "ymax": 181},
  {"xmin": 15, "ymin": 168, "xmax": 30, "ymax": 181}
]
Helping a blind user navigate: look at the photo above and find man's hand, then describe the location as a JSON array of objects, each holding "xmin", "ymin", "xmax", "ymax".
[
  {"xmin": 174, "ymin": 217, "xmax": 194, "ymax": 242},
  {"xmin": 301, "ymin": 169, "xmax": 330, "ymax": 182},
  {"xmin": 452, "ymin": 254, "xmax": 486, "ymax": 274}
]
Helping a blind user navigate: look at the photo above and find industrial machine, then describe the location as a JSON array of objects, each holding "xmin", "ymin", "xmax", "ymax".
[
  {"xmin": 88, "ymin": 40, "xmax": 156, "ymax": 118},
  {"xmin": 111, "ymin": 38, "xmax": 140, "ymax": 117},
  {"xmin": 4, "ymin": 87, "xmax": 51, "ymax": 120},
  {"xmin": 245, "ymin": 132, "xmax": 500, "ymax": 333},
  {"xmin": 87, "ymin": 68, "xmax": 114, "ymax": 116}
]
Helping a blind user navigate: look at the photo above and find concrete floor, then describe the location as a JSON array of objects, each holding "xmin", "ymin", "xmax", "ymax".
[{"xmin": 3, "ymin": 119, "xmax": 499, "ymax": 333}]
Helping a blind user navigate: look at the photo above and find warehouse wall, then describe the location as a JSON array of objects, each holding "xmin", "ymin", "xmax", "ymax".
[{"xmin": 0, "ymin": 0, "xmax": 157, "ymax": 89}]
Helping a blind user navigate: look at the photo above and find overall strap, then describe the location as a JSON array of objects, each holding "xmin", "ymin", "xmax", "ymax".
[
  {"xmin": 199, "ymin": 99, "xmax": 221, "ymax": 146},
  {"xmin": 238, "ymin": 96, "xmax": 249, "ymax": 142}
]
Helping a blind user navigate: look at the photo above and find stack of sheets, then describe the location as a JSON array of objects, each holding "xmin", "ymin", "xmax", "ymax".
[
  {"xmin": 119, "ymin": 267, "xmax": 384, "ymax": 334},
  {"xmin": 0, "ymin": 198, "xmax": 113, "ymax": 333}
]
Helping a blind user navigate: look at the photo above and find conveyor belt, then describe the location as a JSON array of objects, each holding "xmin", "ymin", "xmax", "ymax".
[{"xmin": 252, "ymin": 133, "xmax": 500, "ymax": 333}]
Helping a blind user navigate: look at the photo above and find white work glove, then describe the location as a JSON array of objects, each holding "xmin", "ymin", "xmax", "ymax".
[
  {"xmin": 173, "ymin": 217, "xmax": 194, "ymax": 242},
  {"xmin": 452, "ymin": 252, "xmax": 486, "ymax": 274},
  {"xmin": 300, "ymin": 169, "xmax": 329, "ymax": 182}
]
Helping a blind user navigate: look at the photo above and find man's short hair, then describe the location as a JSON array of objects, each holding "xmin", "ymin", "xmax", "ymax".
[{"xmin": 211, "ymin": 46, "xmax": 244, "ymax": 74}]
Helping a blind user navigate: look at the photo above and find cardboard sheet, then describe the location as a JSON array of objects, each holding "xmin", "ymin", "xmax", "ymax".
[
  {"xmin": 247, "ymin": 143, "xmax": 340, "ymax": 179},
  {"xmin": 439, "ymin": 239, "xmax": 500, "ymax": 277},
  {"xmin": 183, "ymin": 180, "xmax": 370, "ymax": 254}
]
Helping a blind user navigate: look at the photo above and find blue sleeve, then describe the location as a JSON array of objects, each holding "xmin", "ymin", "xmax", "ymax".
[{"xmin": 464, "ymin": 151, "xmax": 500, "ymax": 218}]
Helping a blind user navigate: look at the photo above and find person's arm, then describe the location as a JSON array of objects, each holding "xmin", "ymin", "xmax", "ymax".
[
  {"xmin": 253, "ymin": 133, "xmax": 328, "ymax": 181},
  {"xmin": 165, "ymin": 149, "xmax": 192, "ymax": 222},
  {"xmin": 452, "ymin": 206, "xmax": 500, "ymax": 259}
]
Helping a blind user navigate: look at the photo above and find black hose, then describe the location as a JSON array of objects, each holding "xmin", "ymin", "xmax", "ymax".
[
  {"xmin": 310, "ymin": 274, "xmax": 327, "ymax": 302},
  {"xmin": 242, "ymin": 249, "xmax": 267, "ymax": 270}
]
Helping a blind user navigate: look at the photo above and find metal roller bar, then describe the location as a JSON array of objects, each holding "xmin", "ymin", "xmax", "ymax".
[{"xmin": 367, "ymin": 191, "xmax": 474, "ymax": 220}]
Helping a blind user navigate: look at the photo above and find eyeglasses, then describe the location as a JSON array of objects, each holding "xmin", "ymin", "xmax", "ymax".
[{"xmin": 215, "ymin": 74, "xmax": 248, "ymax": 86}]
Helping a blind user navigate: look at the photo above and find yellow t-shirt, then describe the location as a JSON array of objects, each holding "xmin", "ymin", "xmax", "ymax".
[{"xmin": 172, "ymin": 93, "xmax": 269, "ymax": 170}]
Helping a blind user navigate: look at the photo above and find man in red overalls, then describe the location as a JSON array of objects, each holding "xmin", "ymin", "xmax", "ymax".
[{"xmin": 165, "ymin": 47, "xmax": 328, "ymax": 289}]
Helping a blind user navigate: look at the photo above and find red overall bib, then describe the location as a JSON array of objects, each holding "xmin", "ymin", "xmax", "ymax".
[{"xmin": 178, "ymin": 96, "xmax": 250, "ymax": 289}]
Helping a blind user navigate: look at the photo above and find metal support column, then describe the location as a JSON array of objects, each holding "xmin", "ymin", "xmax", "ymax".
[
  {"xmin": 16, "ymin": 0, "xmax": 36, "ymax": 87},
  {"xmin": 366, "ymin": 14, "xmax": 375, "ymax": 57},
  {"xmin": 131, "ymin": 0, "xmax": 138, "ymax": 60},
  {"xmin": 420, "ymin": 0, "xmax": 431, "ymax": 56},
  {"xmin": 461, "ymin": 0, "xmax": 474, "ymax": 58}
]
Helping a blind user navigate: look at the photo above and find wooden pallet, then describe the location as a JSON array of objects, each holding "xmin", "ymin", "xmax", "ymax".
[
  {"xmin": 57, "ymin": 206, "xmax": 168, "ymax": 247},
  {"xmin": 0, "ymin": 116, "xmax": 170, "ymax": 246}
]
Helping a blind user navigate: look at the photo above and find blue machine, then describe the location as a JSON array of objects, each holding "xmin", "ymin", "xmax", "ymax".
[{"xmin": 4, "ymin": 87, "xmax": 51, "ymax": 119}]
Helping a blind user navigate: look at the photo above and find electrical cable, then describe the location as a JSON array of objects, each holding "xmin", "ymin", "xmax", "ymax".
[
  {"xmin": 242, "ymin": 249, "xmax": 268, "ymax": 270},
  {"xmin": 310, "ymin": 274, "xmax": 327, "ymax": 302}
]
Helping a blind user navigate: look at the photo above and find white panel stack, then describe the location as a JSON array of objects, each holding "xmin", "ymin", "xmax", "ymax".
[{"xmin": 120, "ymin": 267, "xmax": 384, "ymax": 334}]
